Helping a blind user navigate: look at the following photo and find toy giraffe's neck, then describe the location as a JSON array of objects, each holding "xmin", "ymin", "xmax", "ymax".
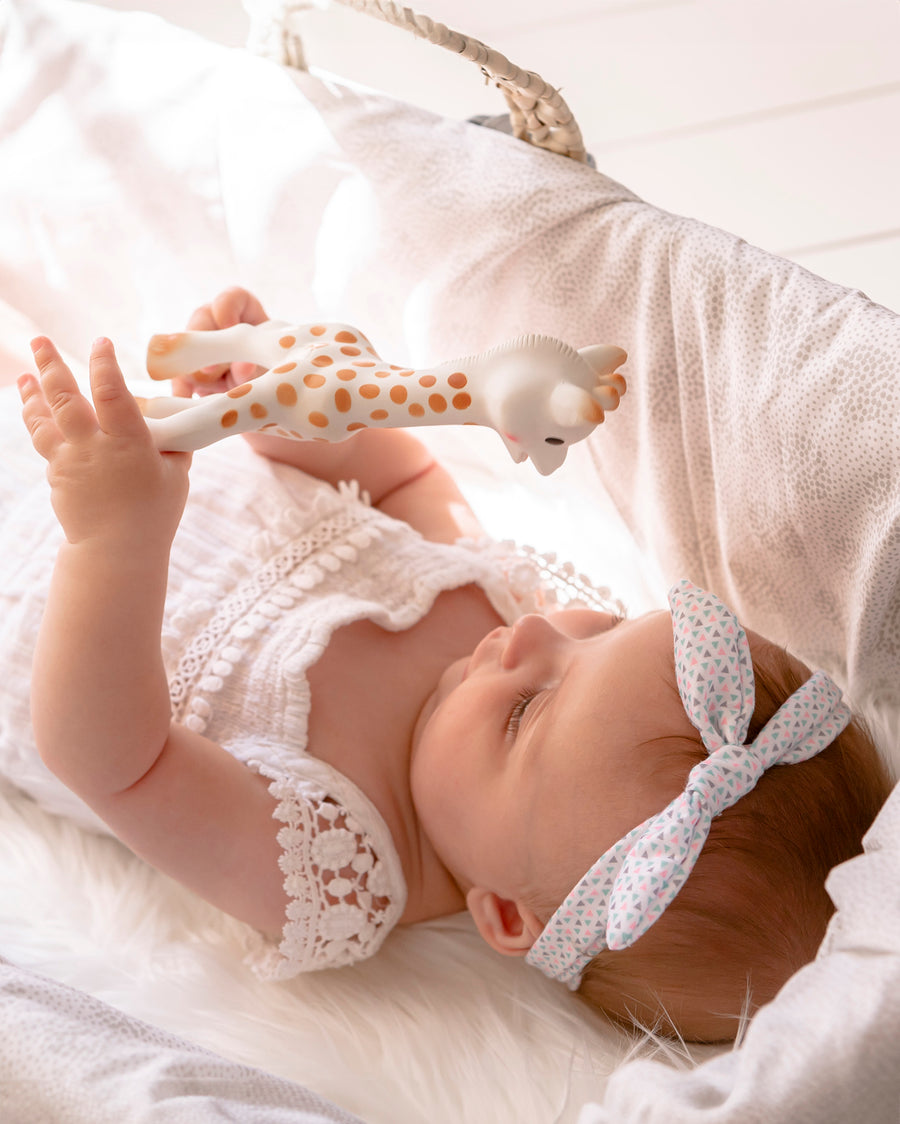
[
  {"xmin": 328, "ymin": 355, "xmax": 484, "ymax": 434},
  {"xmin": 336, "ymin": 334, "xmax": 580, "ymax": 434}
]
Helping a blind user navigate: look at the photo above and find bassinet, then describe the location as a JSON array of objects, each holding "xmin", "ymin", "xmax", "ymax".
[{"xmin": 0, "ymin": 1, "xmax": 898, "ymax": 1121}]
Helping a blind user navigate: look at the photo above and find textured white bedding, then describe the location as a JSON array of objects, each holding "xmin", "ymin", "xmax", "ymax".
[
  {"xmin": 0, "ymin": 956, "xmax": 366, "ymax": 1124},
  {"xmin": 1, "ymin": 1, "xmax": 899, "ymax": 1121}
]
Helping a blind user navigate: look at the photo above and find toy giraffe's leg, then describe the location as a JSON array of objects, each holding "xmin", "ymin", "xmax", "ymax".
[
  {"xmin": 146, "ymin": 323, "xmax": 291, "ymax": 381},
  {"xmin": 136, "ymin": 396, "xmax": 198, "ymax": 419},
  {"xmin": 139, "ymin": 379, "xmax": 287, "ymax": 452}
]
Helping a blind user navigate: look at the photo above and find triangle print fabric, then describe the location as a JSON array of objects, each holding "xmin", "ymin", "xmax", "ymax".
[{"xmin": 525, "ymin": 579, "xmax": 852, "ymax": 987}]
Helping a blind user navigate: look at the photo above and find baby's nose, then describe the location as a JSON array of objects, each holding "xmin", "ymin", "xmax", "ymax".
[{"xmin": 501, "ymin": 613, "xmax": 560, "ymax": 669}]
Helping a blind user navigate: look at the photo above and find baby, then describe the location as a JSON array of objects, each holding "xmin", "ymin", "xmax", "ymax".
[{"xmin": 10, "ymin": 288, "xmax": 890, "ymax": 1044}]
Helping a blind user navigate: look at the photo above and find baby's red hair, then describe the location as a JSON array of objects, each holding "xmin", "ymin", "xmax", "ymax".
[{"xmin": 575, "ymin": 641, "xmax": 892, "ymax": 1043}]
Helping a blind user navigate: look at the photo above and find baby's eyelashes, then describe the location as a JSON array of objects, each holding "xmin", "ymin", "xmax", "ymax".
[{"xmin": 506, "ymin": 688, "xmax": 539, "ymax": 739}]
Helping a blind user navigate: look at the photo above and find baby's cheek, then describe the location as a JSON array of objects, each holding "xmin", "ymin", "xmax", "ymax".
[{"xmin": 433, "ymin": 656, "xmax": 470, "ymax": 706}]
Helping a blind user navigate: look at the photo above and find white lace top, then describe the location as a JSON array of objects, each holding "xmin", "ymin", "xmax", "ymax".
[{"xmin": 0, "ymin": 419, "xmax": 619, "ymax": 978}]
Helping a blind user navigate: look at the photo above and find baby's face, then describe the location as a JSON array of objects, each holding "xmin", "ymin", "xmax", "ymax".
[{"xmin": 409, "ymin": 608, "xmax": 696, "ymax": 907}]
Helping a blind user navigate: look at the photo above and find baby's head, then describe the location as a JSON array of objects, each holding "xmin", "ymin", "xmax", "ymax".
[{"xmin": 410, "ymin": 581, "xmax": 891, "ymax": 1043}]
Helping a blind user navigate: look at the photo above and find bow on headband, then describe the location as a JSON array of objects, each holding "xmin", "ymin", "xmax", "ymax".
[{"xmin": 525, "ymin": 579, "xmax": 851, "ymax": 989}]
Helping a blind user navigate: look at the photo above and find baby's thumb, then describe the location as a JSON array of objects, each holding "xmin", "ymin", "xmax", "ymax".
[{"xmin": 89, "ymin": 338, "xmax": 146, "ymax": 436}]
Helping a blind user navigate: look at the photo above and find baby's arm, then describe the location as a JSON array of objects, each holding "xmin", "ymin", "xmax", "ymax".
[
  {"xmin": 20, "ymin": 337, "xmax": 191, "ymax": 795},
  {"xmin": 19, "ymin": 339, "xmax": 287, "ymax": 935},
  {"xmin": 176, "ymin": 289, "xmax": 485, "ymax": 544}
]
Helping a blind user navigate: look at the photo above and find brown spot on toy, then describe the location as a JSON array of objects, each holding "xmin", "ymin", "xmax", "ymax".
[
  {"xmin": 277, "ymin": 383, "xmax": 298, "ymax": 406},
  {"xmin": 335, "ymin": 331, "xmax": 357, "ymax": 343},
  {"xmin": 310, "ymin": 325, "xmax": 326, "ymax": 336},
  {"xmin": 221, "ymin": 410, "xmax": 239, "ymax": 428},
  {"xmin": 147, "ymin": 333, "xmax": 184, "ymax": 356},
  {"xmin": 452, "ymin": 393, "xmax": 472, "ymax": 410},
  {"xmin": 370, "ymin": 409, "xmax": 389, "ymax": 420},
  {"xmin": 359, "ymin": 384, "xmax": 380, "ymax": 399},
  {"xmin": 347, "ymin": 422, "xmax": 367, "ymax": 431},
  {"xmin": 448, "ymin": 372, "xmax": 467, "ymax": 389},
  {"xmin": 390, "ymin": 386, "xmax": 407, "ymax": 404},
  {"xmin": 419, "ymin": 375, "xmax": 436, "ymax": 388},
  {"xmin": 146, "ymin": 333, "xmax": 187, "ymax": 379},
  {"xmin": 409, "ymin": 403, "xmax": 425, "ymax": 418},
  {"xmin": 312, "ymin": 354, "xmax": 333, "ymax": 367},
  {"xmin": 429, "ymin": 394, "xmax": 447, "ymax": 413},
  {"xmin": 227, "ymin": 382, "xmax": 253, "ymax": 398},
  {"xmin": 279, "ymin": 335, "xmax": 296, "ymax": 348},
  {"xmin": 354, "ymin": 361, "xmax": 376, "ymax": 368},
  {"xmin": 250, "ymin": 403, "xmax": 268, "ymax": 419},
  {"xmin": 274, "ymin": 362, "xmax": 297, "ymax": 374},
  {"xmin": 303, "ymin": 373, "xmax": 326, "ymax": 389},
  {"xmin": 341, "ymin": 346, "xmax": 361, "ymax": 356},
  {"xmin": 335, "ymin": 388, "xmax": 352, "ymax": 412},
  {"xmin": 308, "ymin": 412, "xmax": 329, "ymax": 428}
]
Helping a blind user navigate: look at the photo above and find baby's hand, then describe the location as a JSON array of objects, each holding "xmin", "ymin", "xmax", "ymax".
[
  {"xmin": 19, "ymin": 337, "xmax": 191, "ymax": 550},
  {"xmin": 172, "ymin": 286, "xmax": 270, "ymax": 399}
]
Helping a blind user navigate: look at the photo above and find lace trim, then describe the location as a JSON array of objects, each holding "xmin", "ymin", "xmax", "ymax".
[
  {"xmin": 166, "ymin": 481, "xmax": 386, "ymax": 734},
  {"xmin": 250, "ymin": 771, "xmax": 405, "ymax": 978}
]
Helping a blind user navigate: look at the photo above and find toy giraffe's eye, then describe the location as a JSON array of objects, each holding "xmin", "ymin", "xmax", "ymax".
[{"xmin": 544, "ymin": 437, "xmax": 564, "ymax": 445}]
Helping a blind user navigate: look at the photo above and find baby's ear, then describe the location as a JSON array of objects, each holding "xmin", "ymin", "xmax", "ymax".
[{"xmin": 466, "ymin": 888, "xmax": 544, "ymax": 956}]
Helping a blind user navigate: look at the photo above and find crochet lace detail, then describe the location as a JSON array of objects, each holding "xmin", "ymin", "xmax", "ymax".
[{"xmin": 249, "ymin": 772, "xmax": 404, "ymax": 978}]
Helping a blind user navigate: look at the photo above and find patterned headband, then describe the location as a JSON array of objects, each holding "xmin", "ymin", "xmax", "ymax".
[{"xmin": 525, "ymin": 579, "xmax": 851, "ymax": 989}]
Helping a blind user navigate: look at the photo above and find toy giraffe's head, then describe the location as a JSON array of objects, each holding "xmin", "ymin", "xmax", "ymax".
[{"xmin": 476, "ymin": 336, "xmax": 628, "ymax": 475}]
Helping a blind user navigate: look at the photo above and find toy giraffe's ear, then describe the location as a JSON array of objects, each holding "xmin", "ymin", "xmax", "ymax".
[
  {"xmin": 549, "ymin": 381, "xmax": 605, "ymax": 426},
  {"xmin": 577, "ymin": 344, "xmax": 627, "ymax": 378},
  {"xmin": 578, "ymin": 344, "xmax": 627, "ymax": 413}
]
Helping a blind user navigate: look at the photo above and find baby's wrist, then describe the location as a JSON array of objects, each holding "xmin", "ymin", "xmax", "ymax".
[{"xmin": 58, "ymin": 528, "xmax": 173, "ymax": 573}]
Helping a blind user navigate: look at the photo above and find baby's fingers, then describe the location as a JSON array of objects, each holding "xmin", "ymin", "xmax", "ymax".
[
  {"xmin": 88, "ymin": 337, "xmax": 147, "ymax": 437},
  {"xmin": 18, "ymin": 372, "xmax": 62, "ymax": 461},
  {"xmin": 188, "ymin": 287, "xmax": 269, "ymax": 332},
  {"xmin": 30, "ymin": 337, "xmax": 97, "ymax": 442}
]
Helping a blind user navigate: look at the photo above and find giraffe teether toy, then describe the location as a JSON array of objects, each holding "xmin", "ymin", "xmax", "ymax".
[{"xmin": 141, "ymin": 321, "xmax": 626, "ymax": 476}]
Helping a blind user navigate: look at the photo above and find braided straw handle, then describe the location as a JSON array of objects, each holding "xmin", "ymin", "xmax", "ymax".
[{"xmin": 248, "ymin": 0, "xmax": 587, "ymax": 163}]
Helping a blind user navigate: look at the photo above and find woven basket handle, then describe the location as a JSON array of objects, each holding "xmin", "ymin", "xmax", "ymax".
[{"xmin": 245, "ymin": 0, "xmax": 588, "ymax": 163}]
